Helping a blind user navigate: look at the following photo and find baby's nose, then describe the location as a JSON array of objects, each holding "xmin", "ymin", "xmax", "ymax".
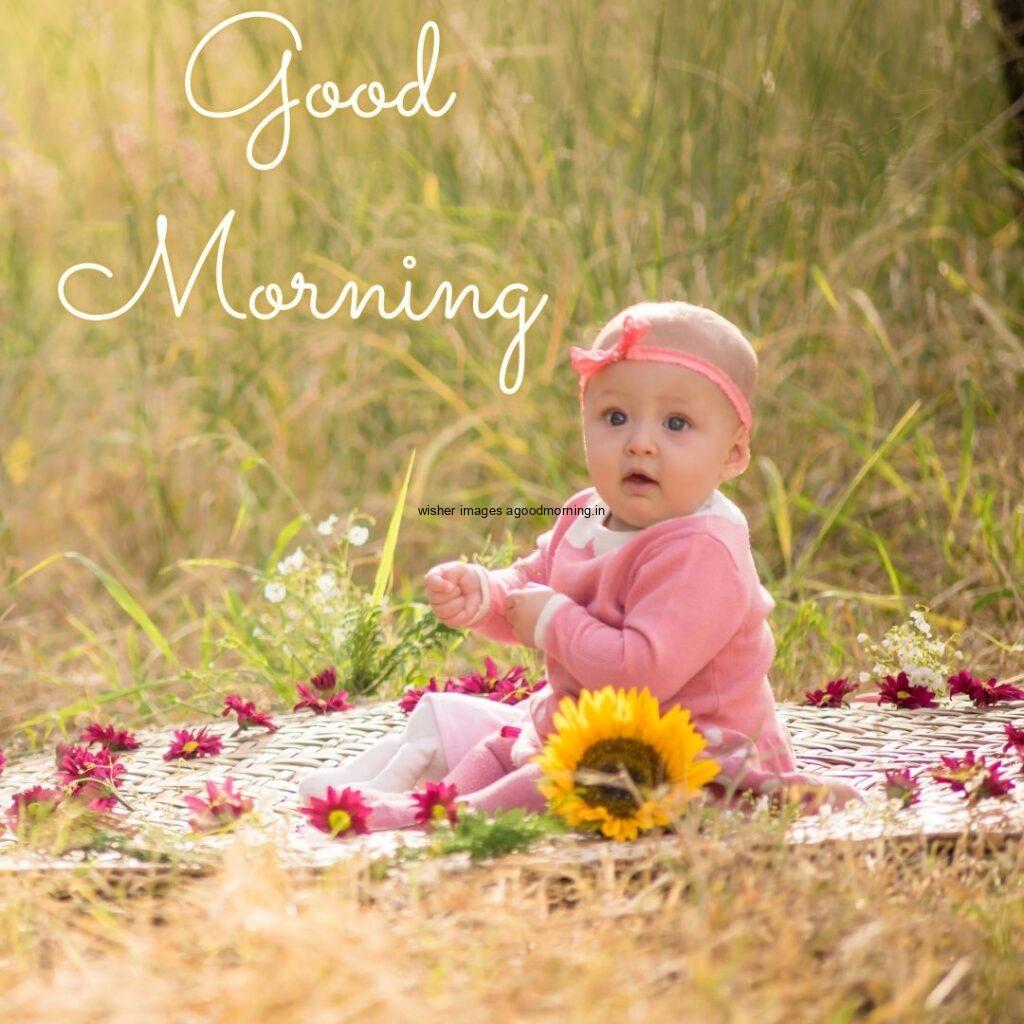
[{"xmin": 625, "ymin": 426, "xmax": 657, "ymax": 454}]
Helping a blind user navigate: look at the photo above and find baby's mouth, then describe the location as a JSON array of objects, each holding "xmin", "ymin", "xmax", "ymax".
[{"xmin": 622, "ymin": 470, "xmax": 658, "ymax": 487}]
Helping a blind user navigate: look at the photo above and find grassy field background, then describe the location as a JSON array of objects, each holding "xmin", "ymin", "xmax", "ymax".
[
  {"xmin": 0, "ymin": 0, "xmax": 1023, "ymax": 1016},
  {"xmin": 1, "ymin": 0, "xmax": 1022, "ymax": 729}
]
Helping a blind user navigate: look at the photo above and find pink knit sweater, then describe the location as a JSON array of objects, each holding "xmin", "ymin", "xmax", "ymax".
[{"xmin": 464, "ymin": 487, "xmax": 798, "ymax": 774}]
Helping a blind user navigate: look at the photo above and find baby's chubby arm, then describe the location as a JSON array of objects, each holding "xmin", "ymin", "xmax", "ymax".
[{"xmin": 535, "ymin": 533, "xmax": 752, "ymax": 699}]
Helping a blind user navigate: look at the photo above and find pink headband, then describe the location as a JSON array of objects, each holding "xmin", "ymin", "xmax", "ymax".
[{"xmin": 568, "ymin": 316, "xmax": 753, "ymax": 435}]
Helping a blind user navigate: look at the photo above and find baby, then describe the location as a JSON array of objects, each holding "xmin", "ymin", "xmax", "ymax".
[{"xmin": 299, "ymin": 301, "xmax": 864, "ymax": 827}]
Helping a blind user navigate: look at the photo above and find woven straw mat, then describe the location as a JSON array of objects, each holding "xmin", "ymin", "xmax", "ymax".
[{"xmin": 1, "ymin": 699, "xmax": 1023, "ymax": 875}]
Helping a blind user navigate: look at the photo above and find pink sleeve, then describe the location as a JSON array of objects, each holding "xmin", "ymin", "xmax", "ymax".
[
  {"xmin": 464, "ymin": 527, "xmax": 555, "ymax": 645},
  {"xmin": 539, "ymin": 534, "xmax": 750, "ymax": 699}
]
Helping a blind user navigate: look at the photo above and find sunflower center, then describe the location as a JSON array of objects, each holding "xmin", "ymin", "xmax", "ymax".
[
  {"xmin": 327, "ymin": 809, "xmax": 352, "ymax": 835},
  {"xmin": 576, "ymin": 738, "xmax": 666, "ymax": 818}
]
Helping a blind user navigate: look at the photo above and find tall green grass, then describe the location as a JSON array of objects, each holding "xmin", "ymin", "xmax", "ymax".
[{"xmin": 0, "ymin": 0, "xmax": 1021, "ymax": 733}]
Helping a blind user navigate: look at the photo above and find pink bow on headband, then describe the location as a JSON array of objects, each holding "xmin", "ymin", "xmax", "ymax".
[
  {"xmin": 568, "ymin": 315, "xmax": 652, "ymax": 379},
  {"xmin": 568, "ymin": 315, "xmax": 754, "ymax": 435}
]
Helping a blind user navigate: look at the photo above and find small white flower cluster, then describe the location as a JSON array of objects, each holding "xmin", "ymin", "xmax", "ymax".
[
  {"xmin": 214, "ymin": 503, "xmax": 460, "ymax": 701},
  {"xmin": 316, "ymin": 571, "xmax": 341, "ymax": 602},
  {"xmin": 858, "ymin": 606, "xmax": 963, "ymax": 695},
  {"xmin": 315, "ymin": 512, "xmax": 369, "ymax": 548},
  {"xmin": 259, "ymin": 513, "xmax": 371, "ymax": 607},
  {"xmin": 316, "ymin": 514, "xmax": 339, "ymax": 536},
  {"xmin": 277, "ymin": 547, "xmax": 306, "ymax": 576}
]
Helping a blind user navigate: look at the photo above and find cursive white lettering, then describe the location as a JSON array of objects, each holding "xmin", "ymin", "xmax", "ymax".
[
  {"xmin": 184, "ymin": 12, "xmax": 457, "ymax": 172},
  {"xmin": 57, "ymin": 213, "xmax": 547, "ymax": 394}
]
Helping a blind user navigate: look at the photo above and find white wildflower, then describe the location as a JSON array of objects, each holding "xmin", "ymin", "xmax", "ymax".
[
  {"xmin": 347, "ymin": 525, "xmax": 369, "ymax": 547},
  {"xmin": 263, "ymin": 582, "xmax": 286, "ymax": 603},
  {"xmin": 316, "ymin": 572, "xmax": 341, "ymax": 598},
  {"xmin": 317, "ymin": 514, "xmax": 339, "ymax": 536},
  {"xmin": 856, "ymin": 633, "xmax": 869, "ymax": 644},
  {"xmin": 252, "ymin": 624, "xmax": 269, "ymax": 641},
  {"xmin": 905, "ymin": 665, "xmax": 927, "ymax": 688},
  {"xmin": 277, "ymin": 547, "xmax": 305, "ymax": 575},
  {"xmin": 858, "ymin": 671, "xmax": 871, "ymax": 684}
]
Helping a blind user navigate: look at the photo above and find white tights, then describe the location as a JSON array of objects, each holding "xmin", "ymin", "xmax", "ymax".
[{"xmin": 297, "ymin": 697, "xmax": 448, "ymax": 800}]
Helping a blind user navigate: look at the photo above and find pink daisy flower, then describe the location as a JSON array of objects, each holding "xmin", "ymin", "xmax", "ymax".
[
  {"xmin": 184, "ymin": 778, "xmax": 254, "ymax": 833},
  {"xmin": 5, "ymin": 786, "xmax": 62, "ymax": 834},
  {"xmin": 163, "ymin": 727, "xmax": 223, "ymax": 761},
  {"xmin": 57, "ymin": 745, "xmax": 126, "ymax": 793},
  {"xmin": 411, "ymin": 781, "xmax": 461, "ymax": 827},
  {"xmin": 79, "ymin": 722, "xmax": 140, "ymax": 752},
  {"xmin": 488, "ymin": 676, "xmax": 546, "ymax": 706},
  {"xmin": 399, "ymin": 676, "xmax": 464, "ymax": 713},
  {"xmin": 949, "ymin": 670, "xmax": 979, "ymax": 698},
  {"xmin": 293, "ymin": 684, "xmax": 354, "ymax": 715},
  {"xmin": 459, "ymin": 658, "xmax": 528, "ymax": 696},
  {"xmin": 804, "ymin": 678, "xmax": 859, "ymax": 708},
  {"xmin": 300, "ymin": 786, "xmax": 372, "ymax": 838},
  {"xmin": 221, "ymin": 694, "xmax": 279, "ymax": 732},
  {"xmin": 400, "ymin": 660, "xmax": 546, "ymax": 713},
  {"xmin": 877, "ymin": 672, "xmax": 938, "ymax": 709},
  {"xmin": 882, "ymin": 767, "xmax": 921, "ymax": 807},
  {"xmin": 309, "ymin": 666, "xmax": 339, "ymax": 691},
  {"xmin": 949, "ymin": 671, "xmax": 1024, "ymax": 707},
  {"xmin": 56, "ymin": 746, "xmax": 125, "ymax": 811},
  {"xmin": 454, "ymin": 656, "xmax": 513, "ymax": 695},
  {"xmin": 930, "ymin": 751, "xmax": 1015, "ymax": 804},
  {"xmin": 1002, "ymin": 723, "xmax": 1024, "ymax": 763}
]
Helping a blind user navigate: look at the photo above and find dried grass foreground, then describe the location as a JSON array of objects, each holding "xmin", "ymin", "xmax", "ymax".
[{"xmin": 0, "ymin": 811, "xmax": 1021, "ymax": 1023}]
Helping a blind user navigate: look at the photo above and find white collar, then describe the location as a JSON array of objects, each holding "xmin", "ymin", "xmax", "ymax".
[{"xmin": 564, "ymin": 489, "xmax": 745, "ymax": 555}]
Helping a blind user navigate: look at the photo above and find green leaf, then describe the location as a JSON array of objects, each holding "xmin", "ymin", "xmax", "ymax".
[
  {"xmin": 265, "ymin": 515, "xmax": 308, "ymax": 575},
  {"xmin": 14, "ymin": 551, "xmax": 178, "ymax": 666},
  {"xmin": 789, "ymin": 400, "xmax": 923, "ymax": 586},
  {"xmin": 372, "ymin": 450, "xmax": 416, "ymax": 606},
  {"xmin": 429, "ymin": 809, "xmax": 568, "ymax": 860}
]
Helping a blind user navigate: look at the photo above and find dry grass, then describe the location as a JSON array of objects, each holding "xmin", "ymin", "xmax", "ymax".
[{"xmin": 0, "ymin": 824, "xmax": 1022, "ymax": 1022}]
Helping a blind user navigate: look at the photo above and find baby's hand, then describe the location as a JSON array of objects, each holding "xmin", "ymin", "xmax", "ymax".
[
  {"xmin": 505, "ymin": 586, "xmax": 557, "ymax": 648},
  {"xmin": 424, "ymin": 562, "xmax": 484, "ymax": 629}
]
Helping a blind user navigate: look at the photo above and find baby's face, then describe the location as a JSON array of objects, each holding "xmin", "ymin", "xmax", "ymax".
[{"xmin": 582, "ymin": 361, "xmax": 749, "ymax": 529}]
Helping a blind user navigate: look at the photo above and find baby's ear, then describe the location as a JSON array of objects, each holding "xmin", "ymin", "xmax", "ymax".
[{"xmin": 720, "ymin": 430, "xmax": 751, "ymax": 482}]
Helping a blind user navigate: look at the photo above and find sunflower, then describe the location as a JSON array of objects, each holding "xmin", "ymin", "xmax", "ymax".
[{"xmin": 533, "ymin": 687, "xmax": 720, "ymax": 842}]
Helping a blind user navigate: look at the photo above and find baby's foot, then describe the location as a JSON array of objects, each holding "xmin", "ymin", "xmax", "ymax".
[
  {"xmin": 369, "ymin": 738, "xmax": 445, "ymax": 793},
  {"xmin": 297, "ymin": 733, "xmax": 404, "ymax": 800}
]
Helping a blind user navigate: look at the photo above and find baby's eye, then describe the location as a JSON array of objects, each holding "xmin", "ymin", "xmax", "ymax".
[
  {"xmin": 604, "ymin": 410, "xmax": 627, "ymax": 426},
  {"xmin": 665, "ymin": 415, "xmax": 690, "ymax": 432}
]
